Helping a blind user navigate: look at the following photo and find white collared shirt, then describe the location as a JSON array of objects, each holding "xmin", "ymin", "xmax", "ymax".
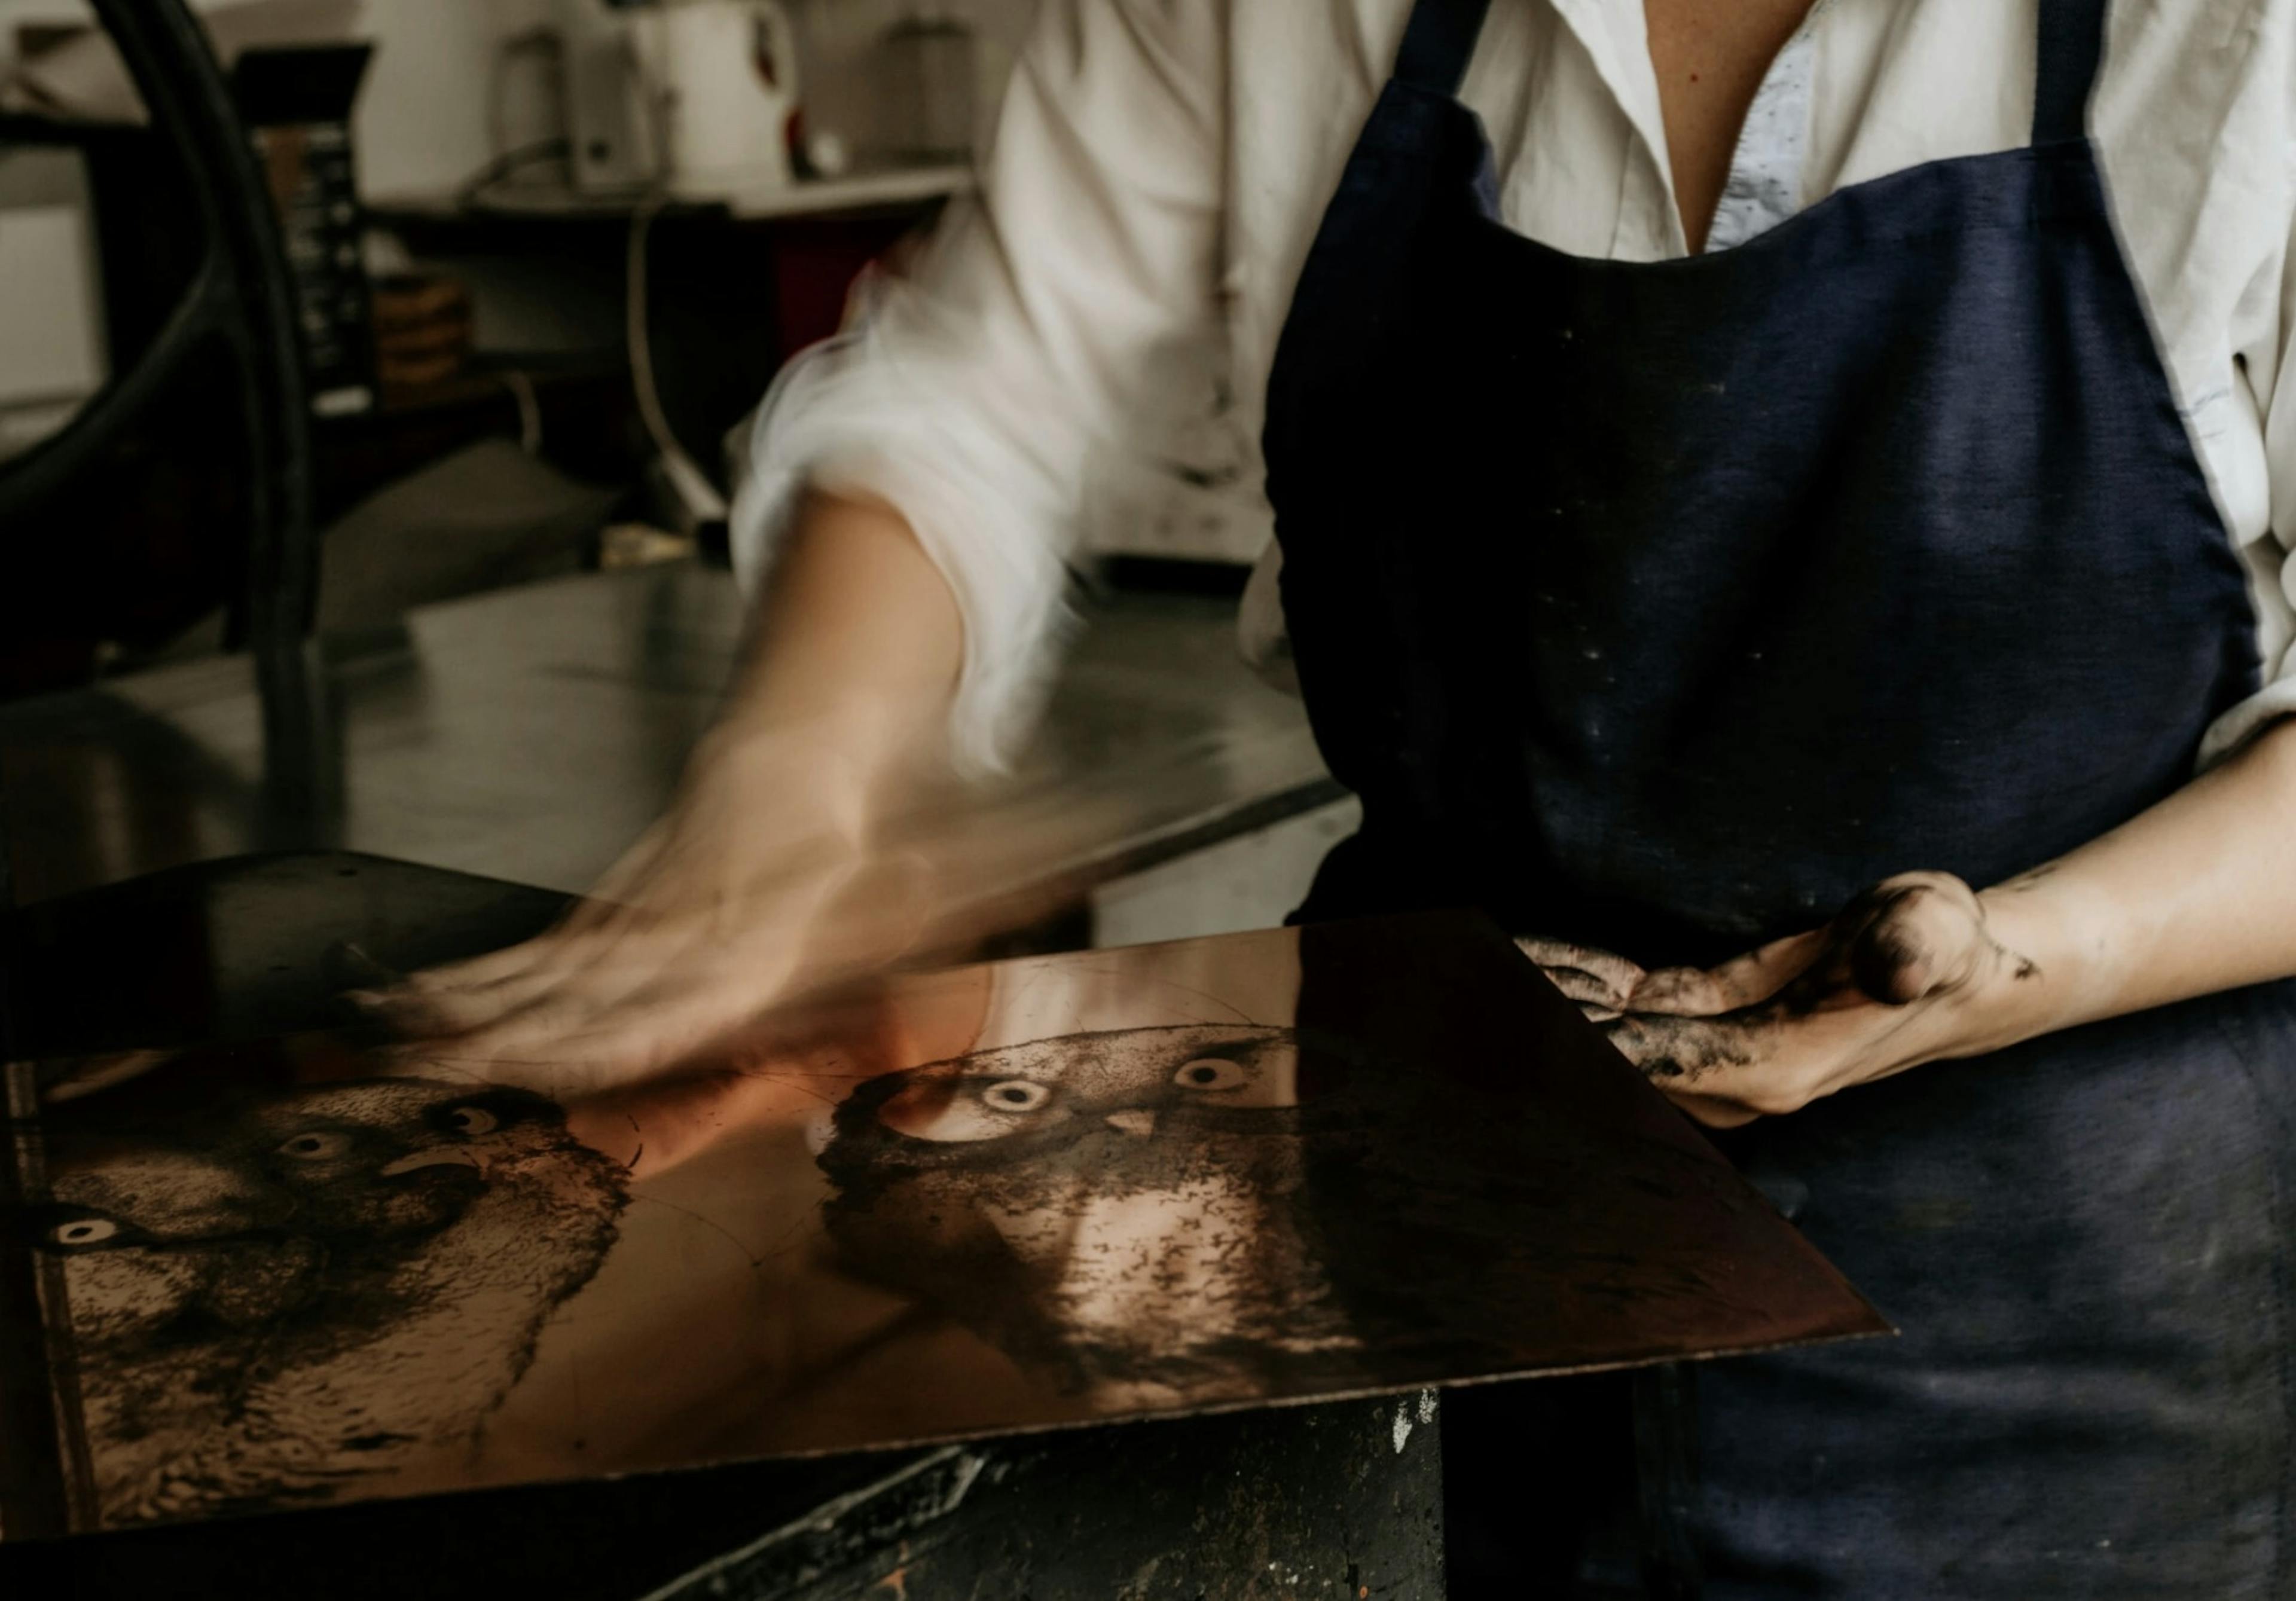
[{"xmin": 732, "ymin": 0, "xmax": 2296, "ymax": 778}]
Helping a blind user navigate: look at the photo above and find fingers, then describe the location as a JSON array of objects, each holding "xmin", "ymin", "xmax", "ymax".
[
  {"xmin": 1577, "ymin": 873, "xmax": 1993, "ymax": 1128},
  {"xmin": 358, "ymin": 862, "xmax": 869, "ymax": 1093},
  {"xmin": 365, "ymin": 825, "xmax": 680, "ymax": 1023},
  {"xmin": 1604, "ymin": 1012, "xmax": 1757, "ymax": 1090},
  {"xmin": 400, "ymin": 942, "xmax": 677, "ymax": 1061},
  {"xmin": 1605, "ymin": 1010, "xmax": 1823, "ymax": 1125},
  {"xmin": 1540, "ymin": 963, "xmax": 1631, "ymax": 1020},
  {"xmin": 353, "ymin": 939, "xmax": 572, "ymax": 1036},
  {"xmin": 393, "ymin": 952, "xmax": 801, "ymax": 1101},
  {"xmin": 1630, "ymin": 928, "xmax": 1828, "ymax": 1016},
  {"xmin": 361, "ymin": 888, "xmax": 686, "ymax": 1038},
  {"xmin": 1517, "ymin": 937, "xmax": 1645, "ymax": 1009},
  {"xmin": 396, "ymin": 939, "xmax": 552, "ymax": 997}
]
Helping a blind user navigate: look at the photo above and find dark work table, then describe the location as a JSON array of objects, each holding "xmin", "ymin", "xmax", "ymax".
[{"xmin": 0, "ymin": 560, "xmax": 1340, "ymax": 909}]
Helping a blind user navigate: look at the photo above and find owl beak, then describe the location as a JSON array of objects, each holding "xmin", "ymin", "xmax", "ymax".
[
  {"xmin": 378, "ymin": 1148, "xmax": 485, "ymax": 1178},
  {"xmin": 1104, "ymin": 1110, "xmax": 1158, "ymax": 1138}
]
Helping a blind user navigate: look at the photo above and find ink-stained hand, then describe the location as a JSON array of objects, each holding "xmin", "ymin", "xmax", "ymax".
[{"xmin": 1519, "ymin": 872, "xmax": 2051, "ymax": 1129}]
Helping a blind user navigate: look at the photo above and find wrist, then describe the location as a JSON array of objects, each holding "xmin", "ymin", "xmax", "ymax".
[
  {"xmin": 1973, "ymin": 870, "xmax": 2128, "ymax": 1046},
  {"xmin": 686, "ymin": 720, "xmax": 881, "ymax": 857}
]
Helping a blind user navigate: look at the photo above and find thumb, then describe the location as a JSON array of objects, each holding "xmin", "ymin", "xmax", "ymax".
[{"xmin": 1845, "ymin": 874, "xmax": 1987, "ymax": 1005}]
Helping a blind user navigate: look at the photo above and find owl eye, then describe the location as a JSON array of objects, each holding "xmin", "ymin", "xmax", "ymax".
[
  {"xmin": 277, "ymin": 1131, "xmax": 352, "ymax": 1161},
  {"xmin": 979, "ymin": 1079, "xmax": 1051, "ymax": 1113},
  {"xmin": 1174, "ymin": 1058, "xmax": 1247, "ymax": 1091},
  {"xmin": 50, "ymin": 1217, "xmax": 120, "ymax": 1248},
  {"xmin": 444, "ymin": 1106, "xmax": 499, "ymax": 1136}
]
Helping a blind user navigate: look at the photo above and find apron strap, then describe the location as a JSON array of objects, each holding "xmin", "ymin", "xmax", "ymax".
[
  {"xmin": 2033, "ymin": 0, "xmax": 2108, "ymax": 143},
  {"xmin": 1394, "ymin": 0, "xmax": 1494, "ymax": 96}
]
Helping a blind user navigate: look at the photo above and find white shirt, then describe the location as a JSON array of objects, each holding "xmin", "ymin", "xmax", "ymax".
[{"xmin": 731, "ymin": 0, "xmax": 2296, "ymax": 779}]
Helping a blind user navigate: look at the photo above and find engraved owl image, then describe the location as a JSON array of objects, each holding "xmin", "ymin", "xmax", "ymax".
[
  {"xmin": 30, "ymin": 1077, "xmax": 628, "ymax": 1526},
  {"xmin": 814, "ymin": 1025, "xmax": 1370, "ymax": 1407}
]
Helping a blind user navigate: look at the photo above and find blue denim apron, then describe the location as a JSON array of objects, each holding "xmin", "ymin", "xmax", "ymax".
[{"xmin": 1263, "ymin": 0, "xmax": 2296, "ymax": 1593}]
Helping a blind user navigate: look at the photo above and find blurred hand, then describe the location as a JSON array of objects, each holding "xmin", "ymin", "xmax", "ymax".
[
  {"xmin": 353, "ymin": 487, "xmax": 997, "ymax": 1099},
  {"xmin": 1520, "ymin": 872, "xmax": 2050, "ymax": 1128},
  {"xmin": 353, "ymin": 730, "xmax": 933, "ymax": 1098}
]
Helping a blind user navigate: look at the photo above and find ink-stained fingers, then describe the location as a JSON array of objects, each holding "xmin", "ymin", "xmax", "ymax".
[
  {"xmin": 1541, "ymin": 963, "xmax": 1635, "ymax": 1011},
  {"xmin": 1540, "ymin": 964, "xmax": 1628, "ymax": 1022},
  {"xmin": 1604, "ymin": 1012, "xmax": 1765, "ymax": 1123},
  {"xmin": 1576, "ymin": 876, "xmax": 2016, "ymax": 1127},
  {"xmin": 1629, "ymin": 929, "xmax": 1828, "ymax": 1016},
  {"xmin": 1516, "ymin": 937, "xmax": 1645, "ymax": 1005},
  {"xmin": 1602, "ymin": 1012, "xmax": 1757, "ymax": 1088},
  {"xmin": 1615, "ymin": 966, "xmax": 1715, "ymax": 1013}
]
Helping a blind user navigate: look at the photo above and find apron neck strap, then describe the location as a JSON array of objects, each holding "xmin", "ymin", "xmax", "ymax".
[
  {"xmin": 1394, "ymin": 0, "xmax": 1494, "ymax": 96},
  {"xmin": 2033, "ymin": 0, "xmax": 2107, "ymax": 143}
]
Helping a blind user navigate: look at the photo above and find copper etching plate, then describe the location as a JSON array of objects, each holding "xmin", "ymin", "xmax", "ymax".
[{"xmin": 2, "ymin": 911, "xmax": 1885, "ymax": 1534}]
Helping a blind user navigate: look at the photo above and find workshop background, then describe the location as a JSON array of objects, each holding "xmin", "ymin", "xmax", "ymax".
[{"xmin": 0, "ymin": 0, "xmax": 1336, "ymax": 941}]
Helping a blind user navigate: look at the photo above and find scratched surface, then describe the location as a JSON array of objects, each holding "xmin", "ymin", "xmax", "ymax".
[{"xmin": 1, "ymin": 889, "xmax": 1883, "ymax": 1539}]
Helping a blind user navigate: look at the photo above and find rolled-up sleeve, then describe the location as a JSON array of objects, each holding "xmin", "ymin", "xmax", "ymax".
[
  {"xmin": 2202, "ymin": 221, "xmax": 2296, "ymax": 770},
  {"xmin": 728, "ymin": 0, "xmax": 1229, "ymax": 775}
]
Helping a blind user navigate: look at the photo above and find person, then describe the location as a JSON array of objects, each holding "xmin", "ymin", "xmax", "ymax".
[{"xmin": 367, "ymin": 0, "xmax": 2296, "ymax": 1593}]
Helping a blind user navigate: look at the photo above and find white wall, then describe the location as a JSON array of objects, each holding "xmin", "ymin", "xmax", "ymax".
[
  {"xmin": 0, "ymin": 0, "xmax": 502, "ymax": 196},
  {"xmin": 2, "ymin": 0, "xmax": 1040, "ymax": 201},
  {"xmin": 0, "ymin": 0, "xmax": 93, "ymax": 60},
  {"xmin": 791, "ymin": 0, "xmax": 1030, "ymax": 163},
  {"xmin": 359, "ymin": 0, "xmax": 1043, "ymax": 197},
  {"xmin": 352, "ymin": 0, "xmax": 506, "ymax": 197}
]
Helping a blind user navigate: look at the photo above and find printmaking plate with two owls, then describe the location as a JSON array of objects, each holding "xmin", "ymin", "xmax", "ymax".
[{"xmin": 4, "ymin": 912, "xmax": 1883, "ymax": 1533}]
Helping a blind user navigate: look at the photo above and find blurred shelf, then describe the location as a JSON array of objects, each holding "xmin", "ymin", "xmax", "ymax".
[{"xmin": 364, "ymin": 164, "xmax": 973, "ymax": 227}]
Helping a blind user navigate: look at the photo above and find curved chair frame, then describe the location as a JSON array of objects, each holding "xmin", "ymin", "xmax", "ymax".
[{"xmin": 0, "ymin": 0, "xmax": 316, "ymax": 643}]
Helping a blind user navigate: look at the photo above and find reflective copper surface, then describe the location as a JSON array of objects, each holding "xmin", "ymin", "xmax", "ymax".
[{"xmin": 2, "ymin": 910, "xmax": 1884, "ymax": 1536}]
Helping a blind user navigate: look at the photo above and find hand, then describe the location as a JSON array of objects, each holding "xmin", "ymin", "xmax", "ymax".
[
  {"xmin": 353, "ymin": 730, "xmax": 931, "ymax": 1099},
  {"xmin": 1519, "ymin": 872, "xmax": 2052, "ymax": 1128}
]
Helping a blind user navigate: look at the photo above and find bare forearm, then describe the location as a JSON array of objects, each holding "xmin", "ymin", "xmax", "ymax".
[
  {"xmin": 708, "ymin": 490, "xmax": 964, "ymax": 836},
  {"xmin": 1984, "ymin": 718, "xmax": 2296, "ymax": 1037},
  {"xmin": 381, "ymin": 490, "xmax": 966, "ymax": 1083}
]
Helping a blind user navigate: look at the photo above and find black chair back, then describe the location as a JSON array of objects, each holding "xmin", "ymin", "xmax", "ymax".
[{"xmin": 0, "ymin": 0, "xmax": 322, "ymax": 1033}]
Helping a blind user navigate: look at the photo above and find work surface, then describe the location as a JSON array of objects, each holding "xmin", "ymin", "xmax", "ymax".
[
  {"xmin": 0, "ymin": 562, "xmax": 1339, "ymax": 906},
  {"xmin": 1, "ymin": 895, "xmax": 1880, "ymax": 1582},
  {"xmin": 0, "ymin": 571, "xmax": 1890, "ymax": 1598}
]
